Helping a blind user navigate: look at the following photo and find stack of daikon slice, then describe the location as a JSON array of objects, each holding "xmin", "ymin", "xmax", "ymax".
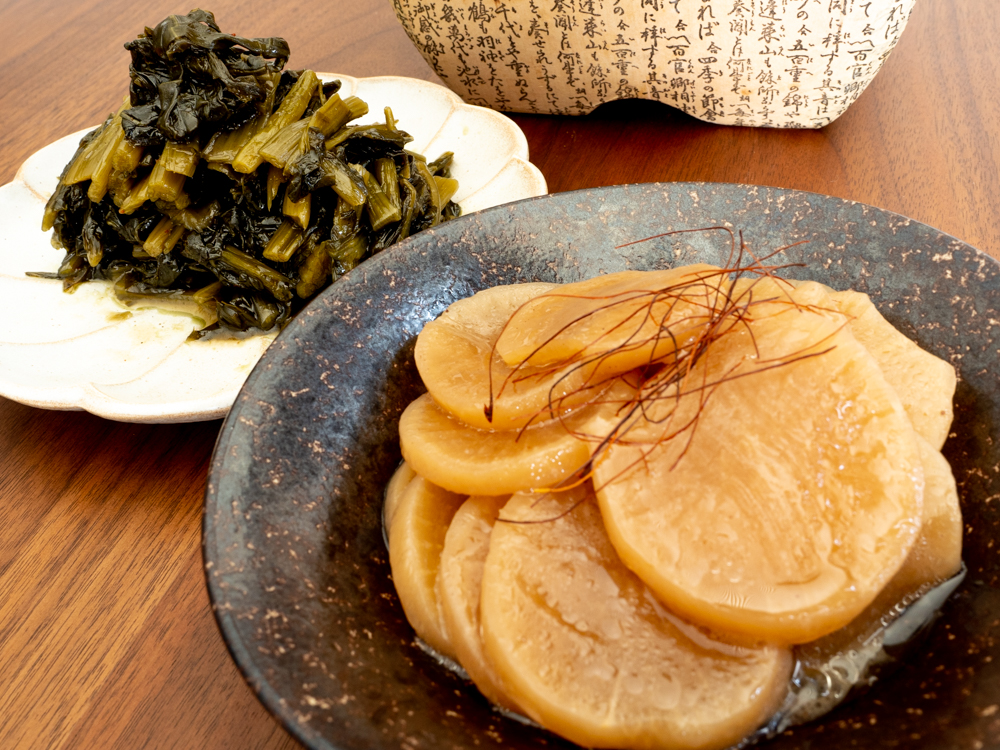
[{"xmin": 387, "ymin": 265, "xmax": 962, "ymax": 750}]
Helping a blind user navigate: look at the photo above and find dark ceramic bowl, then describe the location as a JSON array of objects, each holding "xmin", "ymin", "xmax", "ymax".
[{"xmin": 204, "ymin": 183, "xmax": 1000, "ymax": 750}]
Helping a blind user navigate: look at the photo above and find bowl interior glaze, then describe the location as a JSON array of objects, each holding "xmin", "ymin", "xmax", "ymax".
[{"xmin": 205, "ymin": 183, "xmax": 1000, "ymax": 750}]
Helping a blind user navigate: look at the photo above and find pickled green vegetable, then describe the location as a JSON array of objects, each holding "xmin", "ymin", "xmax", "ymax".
[{"xmin": 39, "ymin": 9, "xmax": 462, "ymax": 333}]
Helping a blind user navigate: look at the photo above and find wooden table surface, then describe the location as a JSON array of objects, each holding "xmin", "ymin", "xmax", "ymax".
[{"xmin": 0, "ymin": 0, "xmax": 996, "ymax": 747}]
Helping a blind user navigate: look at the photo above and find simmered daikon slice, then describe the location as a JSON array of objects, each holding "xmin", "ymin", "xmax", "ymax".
[
  {"xmin": 388, "ymin": 475, "xmax": 467, "ymax": 659},
  {"xmin": 494, "ymin": 265, "xmax": 726, "ymax": 369},
  {"xmin": 733, "ymin": 277, "xmax": 956, "ymax": 449},
  {"xmin": 480, "ymin": 486, "xmax": 793, "ymax": 750},
  {"xmin": 896, "ymin": 435, "xmax": 964, "ymax": 589},
  {"xmin": 436, "ymin": 494, "xmax": 520, "ymax": 711},
  {"xmin": 398, "ymin": 392, "xmax": 602, "ymax": 495},
  {"xmin": 594, "ymin": 287, "xmax": 924, "ymax": 645},
  {"xmin": 729, "ymin": 275, "xmax": 832, "ymax": 317},
  {"xmin": 383, "ymin": 460, "xmax": 416, "ymax": 539},
  {"xmin": 416, "ymin": 282, "xmax": 607, "ymax": 430},
  {"xmin": 796, "ymin": 433, "xmax": 962, "ymax": 670},
  {"xmin": 827, "ymin": 287, "xmax": 956, "ymax": 449}
]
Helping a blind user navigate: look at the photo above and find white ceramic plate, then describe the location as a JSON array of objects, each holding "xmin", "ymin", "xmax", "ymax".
[{"xmin": 0, "ymin": 74, "xmax": 547, "ymax": 423}]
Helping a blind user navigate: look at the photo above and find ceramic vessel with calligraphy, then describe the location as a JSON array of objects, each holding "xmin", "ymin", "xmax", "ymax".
[{"xmin": 390, "ymin": 0, "xmax": 917, "ymax": 127}]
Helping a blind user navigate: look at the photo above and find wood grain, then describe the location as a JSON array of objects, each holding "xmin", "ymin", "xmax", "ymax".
[{"xmin": 0, "ymin": 0, "xmax": 997, "ymax": 748}]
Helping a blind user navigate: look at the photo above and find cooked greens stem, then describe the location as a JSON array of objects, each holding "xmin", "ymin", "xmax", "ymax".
[
  {"xmin": 170, "ymin": 188, "xmax": 192, "ymax": 210},
  {"xmin": 414, "ymin": 160, "xmax": 442, "ymax": 226},
  {"xmin": 160, "ymin": 142, "xmax": 200, "ymax": 177},
  {"xmin": 108, "ymin": 170, "xmax": 134, "ymax": 207},
  {"xmin": 41, "ymin": 196, "xmax": 59, "ymax": 233},
  {"xmin": 295, "ymin": 240, "xmax": 332, "ymax": 299},
  {"xmin": 64, "ymin": 106, "xmax": 126, "ymax": 186},
  {"xmin": 164, "ymin": 200, "xmax": 220, "ymax": 232},
  {"xmin": 428, "ymin": 151, "xmax": 455, "ymax": 176},
  {"xmin": 232, "ymin": 69, "xmax": 319, "ymax": 173},
  {"xmin": 345, "ymin": 96, "xmax": 370, "ymax": 121},
  {"xmin": 255, "ymin": 298, "xmax": 282, "ymax": 329},
  {"xmin": 328, "ymin": 233, "xmax": 368, "ymax": 273},
  {"xmin": 193, "ymin": 280, "xmax": 223, "ymax": 302},
  {"xmin": 87, "ymin": 117, "xmax": 126, "ymax": 203},
  {"xmin": 148, "ymin": 155, "xmax": 186, "ymax": 203},
  {"xmin": 376, "ymin": 158, "xmax": 401, "ymax": 213},
  {"xmin": 323, "ymin": 125, "xmax": 361, "ymax": 151},
  {"xmin": 143, "ymin": 216, "xmax": 176, "ymax": 257},
  {"xmin": 262, "ymin": 220, "xmax": 305, "ymax": 262},
  {"xmin": 267, "ymin": 165, "xmax": 283, "ymax": 211},
  {"xmin": 220, "ymin": 246, "xmax": 294, "ymax": 302},
  {"xmin": 434, "ymin": 176, "xmax": 459, "ymax": 206},
  {"xmin": 206, "ymin": 162, "xmax": 238, "ymax": 178},
  {"xmin": 259, "ymin": 69, "xmax": 282, "ymax": 120},
  {"xmin": 397, "ymin": 178, "xmax": 417, "ymax": 240},
  {"xmin": 282, "ymin": 190, "xmax": 311, "ymax": 229},
  {"xmin": 361, "ymin": 167, "xmax": 401, "ymax": 231},
  {"xmin": 112, "ymin": 138, "xmax": 143, "ymax": 173},
  {"xmin": 309, "ymin": 94, "xmax": 369, "ymax": 138},
  {"xmin": 60, "ymin": 115, "xmax": 116, "ymax": 191},
  {"xmin": 84, "ymin": 234, "xmax": 103, "ymax": 267},
  {"xmin": 260, "ymin": 119, "xmax": 311, "ymax": 170},
  {"xmin": 324, "ymin": 159, "xmax": 367, "ymax": 207},
  {"xmin": 332, "ymin": 196, "xmax": 359, "ymax": 238},
  {"xmin": 113, "ymin": 280, "xmax": 219, "ymax": 329},
  {"xmin": 204, "ymin": 118, "xmax": 262, "ymax": 164},
  {"xmin": 57, "ymin": 254, "xmax": 88, "ymax": 287},
  {"xmin": 61, "ymin": 135, "xmax": 100, "ymax": 186},
  {"xmin": 166, "ymin": 224, "xmax": 185, "ymax": 254},
  {"xmin": 118, "ymin": 173, "xmax": 152, "ymax": 215}
]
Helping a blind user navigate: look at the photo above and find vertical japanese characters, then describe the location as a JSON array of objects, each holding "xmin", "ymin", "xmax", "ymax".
[{"xmin": 391, "ymin": 0, "xmax": 915, "ymax": 126}]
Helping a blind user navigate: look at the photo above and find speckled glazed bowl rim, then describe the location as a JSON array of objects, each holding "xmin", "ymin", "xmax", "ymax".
[{"xmin": 204, "ymin": 182, "xmax": 1000, "ymax": 750}]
